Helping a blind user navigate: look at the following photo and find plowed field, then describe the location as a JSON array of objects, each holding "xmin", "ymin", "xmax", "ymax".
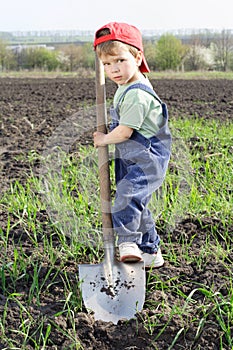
[{"xmin": 0, "ymin": 77, "xmax": 232, "ymax": 349}]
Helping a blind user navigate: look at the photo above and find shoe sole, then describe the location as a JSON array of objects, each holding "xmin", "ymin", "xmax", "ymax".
[{"xmin": 120, "ymin": 255, "xmax": 143, "ymax": 263}]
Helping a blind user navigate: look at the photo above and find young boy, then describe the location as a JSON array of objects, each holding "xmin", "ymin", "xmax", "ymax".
[{"xmin": 93, "ymin": 22, "xmax": 171, "ymax": 268}]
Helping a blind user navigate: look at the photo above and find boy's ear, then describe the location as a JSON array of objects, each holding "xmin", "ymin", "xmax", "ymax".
[{"xmin": 136, "ymin": 51, "xmax": 143, "ymax": 67}]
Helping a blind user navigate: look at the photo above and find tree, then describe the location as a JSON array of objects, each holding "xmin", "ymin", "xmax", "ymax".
[
  {"xmin": 59, "ymin": 44, "xmax": 81, "ymax": 71},
  {"xmin": 0, "ymin": 39, "xmax": 7, "ymax": 70},
  {"xmin": 59, "ymin": 43, "xmax": 94, "ymax": 71},
  {"xmin": 20, "ymin": 47, "xmax": 60, "ymax": 71},
  {"xmin": 144, "ymin": 41, "xmax": 157, "ymax": 71},
  {"xmin": 212, "ymin": 29, "xmax": 233, "ymax": 71},
  {"xmin": 80, "ymin": 43, "xmax": 95, "ymax": 69},
  {"xmin": 184, "ymin": 45, "xmax": 213, "ymax": 71},
  {"xmin": 154, "ymin": 34, "xmax": 187, "ymax": 71},
  {"xmin": 0, "ymin": 39, "xmax": 16, "ymax": 71}
]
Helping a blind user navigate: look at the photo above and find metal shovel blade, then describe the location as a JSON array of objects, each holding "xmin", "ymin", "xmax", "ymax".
[{"xmin": 79, "ymin": 251, "xmax": 145, "ymax": 324}]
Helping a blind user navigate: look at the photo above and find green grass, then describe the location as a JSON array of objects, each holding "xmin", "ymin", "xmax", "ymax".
[
  {"xmin": 162, "ymin": 117, "xmax": 232, "ymax": 222},
  {"xmin": 0, "ymin": 69, "xmax": 96, "ymax": 79},
  {"xmin": 1, "ymin": 69, "xmax": 233, "ymax": 80},
  {"xmin": 148, "ymin": 70, "xmax": 233, "ymax": 80},
  {"xmin": 0, "ymin": 117, "xmax": 232, "ymax": 348}
]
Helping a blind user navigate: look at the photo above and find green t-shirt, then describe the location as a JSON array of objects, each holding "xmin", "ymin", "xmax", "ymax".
[{"xmin": 113, "ymin": 77, "xmax": 164, "ymax": 138}]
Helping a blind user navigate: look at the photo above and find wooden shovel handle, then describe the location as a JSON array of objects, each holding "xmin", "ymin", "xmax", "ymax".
[{"xmin": 95, "ymin": 54, "xmax": 114, "ymax": 244}]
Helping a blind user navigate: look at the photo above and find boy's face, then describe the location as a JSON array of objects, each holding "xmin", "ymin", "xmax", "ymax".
[{"xmin": 100, "ymin": 47, "xmax": 142, "ymax": 85}]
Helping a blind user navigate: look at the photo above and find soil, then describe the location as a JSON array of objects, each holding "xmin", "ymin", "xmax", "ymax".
[{"xmin": 0, "ymin": 77, "xmax": 233, "ymax": 349}]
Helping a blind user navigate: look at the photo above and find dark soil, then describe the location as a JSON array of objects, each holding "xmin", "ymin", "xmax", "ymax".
[{"xmin": 0, "ymin": 77, "xmax": 233, "ymax": 349}]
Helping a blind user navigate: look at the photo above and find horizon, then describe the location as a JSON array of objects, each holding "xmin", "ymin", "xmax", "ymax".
[{"xmin": 2, "ymin": 27, "xmax": 232, "ymax": 36}]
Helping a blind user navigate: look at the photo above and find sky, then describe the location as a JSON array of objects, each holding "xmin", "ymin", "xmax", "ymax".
[{"xmin": 0, "ymin": 0, "xmax": 232, "ymax": 33}]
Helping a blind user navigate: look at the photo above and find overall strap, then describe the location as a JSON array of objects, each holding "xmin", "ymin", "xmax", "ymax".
[{"xmin": 116, "ymin": 82, "xmax": 163, "ymax": 113}]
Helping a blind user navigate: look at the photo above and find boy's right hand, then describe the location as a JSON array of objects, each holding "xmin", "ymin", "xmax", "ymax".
[{"xmin": 93, "ymin": 131, "xmax": 106, "ymax": 148}]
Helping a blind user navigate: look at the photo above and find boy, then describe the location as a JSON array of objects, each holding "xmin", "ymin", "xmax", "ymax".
[{"xmin": 93, "ymin": 22, "xmax": 171, "ymax": 268}]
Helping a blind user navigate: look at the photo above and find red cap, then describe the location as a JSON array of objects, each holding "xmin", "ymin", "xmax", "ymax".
[{"xmin": 94, "ymin": 22, "xmax": 150, "ymax": 73}]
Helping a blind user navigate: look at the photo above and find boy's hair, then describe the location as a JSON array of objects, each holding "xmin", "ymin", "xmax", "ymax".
[{"xmin": 96, "ymin": 28, "xmax": 139, "ymax": 58}]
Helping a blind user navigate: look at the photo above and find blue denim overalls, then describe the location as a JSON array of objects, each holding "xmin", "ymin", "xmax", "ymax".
[{"xmin": 110, "ymin": 83, "xmax": 172, "ymax": 254}]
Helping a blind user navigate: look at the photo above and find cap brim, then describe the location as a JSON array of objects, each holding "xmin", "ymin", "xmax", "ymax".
[{"xmin": 140, "ymin": 54, "xmax": 150, "ymax": 73}]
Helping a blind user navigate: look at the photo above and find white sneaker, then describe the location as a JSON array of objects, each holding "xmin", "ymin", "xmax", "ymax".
[
  {"xmin": 119, "ymin": 242, "xmax": 143, "ymax": 263},
  {"xmin": 141, "ymin": 248, "xmax": 164, "ymax": 269}
]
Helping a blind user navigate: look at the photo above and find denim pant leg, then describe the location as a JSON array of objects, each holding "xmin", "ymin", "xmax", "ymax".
[
  {"xmin": 112, "ymin": 153, "xmax": 160, "ymax": 252},
  {"xmin": 112, "ymin": 160, "xmax": 144, "ymax": 245},
  {"xmin": 138, "ymin": 204, "xmax": 160, "ymax": 253},
  {"xmin": 112, "ymin": 132, "xmax": 170, "ymax": 253}
]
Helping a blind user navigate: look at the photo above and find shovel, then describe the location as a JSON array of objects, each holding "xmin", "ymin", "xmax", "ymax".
[{"xmin": 78, "ymin": 54, "xmax": 145, "ymax": 324}]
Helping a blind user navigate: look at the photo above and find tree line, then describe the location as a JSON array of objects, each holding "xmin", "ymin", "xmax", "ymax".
[{"xmin": 0, "ymin": 29, "xmax": 233, "ymax": 72}]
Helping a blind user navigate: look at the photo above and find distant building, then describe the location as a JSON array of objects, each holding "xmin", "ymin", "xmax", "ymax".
[{"xmin": 8, "ymin": 44, "xmax": 55, "ymax": 53}]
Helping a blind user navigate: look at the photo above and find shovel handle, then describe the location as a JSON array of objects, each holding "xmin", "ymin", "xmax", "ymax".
[{"xmin": 95, "ymin": 54, "xmax": 114, "ymax": 246}]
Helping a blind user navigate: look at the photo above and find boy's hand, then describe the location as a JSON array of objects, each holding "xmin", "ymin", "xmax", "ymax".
[
  {"xmin": 93, "ymin": 125, "xmax": 133, "ymax": 147},
  {"xmin": 93, "ymin": 131, "xmax": 106, "ymax": 147}
]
